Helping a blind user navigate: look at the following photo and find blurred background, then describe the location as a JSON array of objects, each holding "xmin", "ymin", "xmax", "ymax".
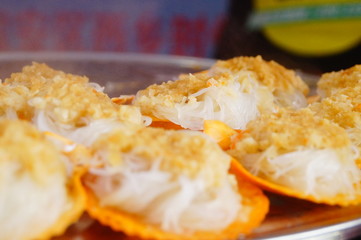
[
  {"xmin": 0, "ymin": 0, "xmax": 360, "ymax": 74},
  {"xmin": 0, "ymin": 0, "xmax": 227, "ymax": 57}
]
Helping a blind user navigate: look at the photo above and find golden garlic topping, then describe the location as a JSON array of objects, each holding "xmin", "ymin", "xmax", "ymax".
[
  {"xmin": 91, "ymin": 126, "xmax": 232, "ymax": 188},
  {"xmin": 310, "ymin": 86, "xmax": 361, "ymax": 130},
  {"xmin": 5, "ymin": 63, "xmax": 143, "ymax": 126},
  {"xmin": 0, "ymin": 84, "xmax": 31, "ymax": 120},
  {"xmin": 0, "ymin": 119, "xmax": 66, "ymax": 183},
  {"xmin": 229, "ymin": 108, "xmax": 351, "ymax": 157},
  {"xmin": 213, "ymin": 55, "xmax": 309, "ymax": 95},
  {"xmin": 309, "ymin": 86, "xmax": 361, "ymax": 153},
  {"xmin": 317, "ymin": 64, "xmax": 361, "ymax": 97}
]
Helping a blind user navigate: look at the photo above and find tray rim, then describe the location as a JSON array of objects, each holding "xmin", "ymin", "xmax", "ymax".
[{"xmin": 0, "ymin": 51, "xmax": 216, "ymax": 69}]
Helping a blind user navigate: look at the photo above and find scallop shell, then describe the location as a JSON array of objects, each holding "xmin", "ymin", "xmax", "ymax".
[{"xmin": 84, "ymin": 161, "xmax": 269, "ymax": 240}]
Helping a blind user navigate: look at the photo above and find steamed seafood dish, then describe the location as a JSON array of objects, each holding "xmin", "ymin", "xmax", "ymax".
[
  {"xmin": 83, "ymin": 125, "xmax": 269, "ymax": 240},
  {"xmin": 0, "ymin": 119, "xmax": 85, "ymax": 240},
  {"xmin": 134, "ymin": 55, "xmax": 309, "ymax": 130},
  {"xmin": 2, "ymin": 63, "xmax": 145, "ymax": 146},
  {"xmin": 309, "ymin": 65, "xmax": 361, "ymax": 156},
  {"xmin": 227, "ymin": 108, "xmax": 361, "ymax": 206}
]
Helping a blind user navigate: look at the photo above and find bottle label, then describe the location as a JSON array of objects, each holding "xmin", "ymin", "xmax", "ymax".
[{"xmin": 248, "ymin": 0, "xmax": 361, "ymax": 56}]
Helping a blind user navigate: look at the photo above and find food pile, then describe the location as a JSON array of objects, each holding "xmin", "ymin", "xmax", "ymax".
[{"xmin": 0, "ymin": 57, "xmax": 360, "ymax": 240}]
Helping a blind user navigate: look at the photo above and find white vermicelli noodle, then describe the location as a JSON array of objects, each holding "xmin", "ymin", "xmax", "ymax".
[
  {"xmin": 32, "ymin": 110, "xmax": 73, "ymax": 135},
  {"xmin": 242, "ymin": 147, "xmax": 361, "ymax": 199},
  {"xmin": 273, "ymin": 90, "xmax": 308, "ymax": 110},
  {"xmin": 88, "ymin": 82, "xmax": 105, "ymax": 93},
  {"xmin": 0, "ymin": 161, "xmax": 70, "ymax": 240},
  {"xmin": 86, "ymin": 154, "xmax": 242, "ymax": 233},
  {"xmin": 32, "ymin": 110, "xmax": 123, "ymax": 146},
  {"xmin": 66, "ymin": 119, "xmax": 125, "ymax": 147},
  {"xmin": 155, "ymin": 80, "xmax": 261, "ymax": 130}
]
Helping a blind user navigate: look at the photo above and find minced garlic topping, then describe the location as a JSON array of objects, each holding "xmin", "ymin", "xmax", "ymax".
[
  {"xmin": 317, "ymin": 64, "xmax": 361, "ymax": 97},
  {"xmin": 310, "ymin": 86, "xmax": 361, "ymax": 129},
  {"xmin": 0, "ymin": 119, "xmax": 66, "ymax": 184},
  {"xmin": 229, "ymin": 108, "xmax": 351, "ymax": 157},
  {"xmin": 213, "ymin": 55, "xmax": 309, "ymax": 95},
  {"xmin": 5, "ymin": 63, "xmax": 143, "ymax": 126},
  {"xmin": 91, "ymin": 126, "xmax": 232, "ymax": 188},
  {"xmin": 0, "ymin": 84, "xmax": 31, "ymax": 119}
]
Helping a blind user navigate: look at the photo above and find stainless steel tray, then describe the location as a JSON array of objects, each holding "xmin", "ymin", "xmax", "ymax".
[
  {"xmin": 1, "ymin": 52, "xmax": 360, "ymax": 240},
  {"xmin": 0, "ymin": 52, "xmax": 215, "ymax": 97}
]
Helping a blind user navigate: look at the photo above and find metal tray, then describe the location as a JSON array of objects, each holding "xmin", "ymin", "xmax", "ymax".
[{"xmin": 1, "ymin": 52, "xmax": 361, "ymax": 240}]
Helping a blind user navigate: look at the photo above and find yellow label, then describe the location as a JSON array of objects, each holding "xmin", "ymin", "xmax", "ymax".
[{"xmin": 251, "ymin": 0, "xmax": 361, "ymax": 56}]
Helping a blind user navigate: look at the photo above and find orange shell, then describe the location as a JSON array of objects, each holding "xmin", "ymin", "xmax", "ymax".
[
  {"xmin": 231, "ymin": 158, "xmax": 361, "ymax": 207},
  {"xmin": 203, "ymin": 120, "xmax": 235, "ymax": 150},
  {"xmin": 37, "ymin": 167, "xmax": 87, "ymax": 239},
  {"xmin": 201, "ymin": 120, "xmax": 361, "ymax": 206},
  {"xmin": 111, "ymin": 96, "xmax": 135, "ymax": 105},
  {"xmin": 150, "ymin": 119, "xmax": 185, "ymax": 130},
  {"xmin": 203, "ymin": 120, "xmax": 242, "ymax": 150},
  {"xmin": 84, "ymin": 161, "xmax": 269, "ymax": 240}
]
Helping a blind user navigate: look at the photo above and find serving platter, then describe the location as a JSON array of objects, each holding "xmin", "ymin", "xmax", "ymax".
[{"xmin": 1, "ymin": 52, "xmax": 361, "ymax": 240}]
